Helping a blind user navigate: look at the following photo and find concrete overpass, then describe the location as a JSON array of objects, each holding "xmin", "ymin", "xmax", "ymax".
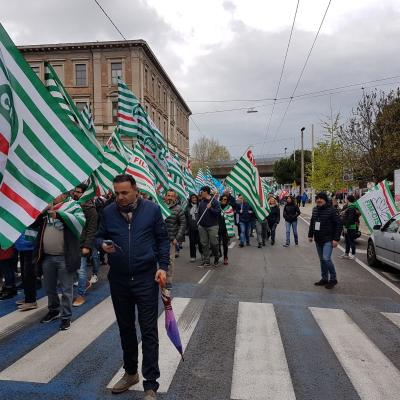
[{"xmin": 211, "ymin": 156, "xmax": 282, "ymax": 178}]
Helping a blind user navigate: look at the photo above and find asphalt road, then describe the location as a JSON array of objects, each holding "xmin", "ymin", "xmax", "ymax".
[{"xmin": 2, "ymin": 217, "xmax": 400, "ymax": 400}]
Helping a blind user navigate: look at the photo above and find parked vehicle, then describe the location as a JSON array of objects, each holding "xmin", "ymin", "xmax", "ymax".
[{"xmin": 367, "ymin": 213, "xmax": 400, "ymax": 269}]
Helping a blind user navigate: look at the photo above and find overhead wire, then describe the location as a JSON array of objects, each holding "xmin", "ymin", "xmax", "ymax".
[
  {"xmin": 270, "ymin": 0, "xmax": 332, "ymax": 143},
  {"xmin": 93, "ymin": 0, "xmax": 127, "ymax": 40},
  {"xmin": 260, "ymin": 0, "xmax": 300, "ymax": 155}
]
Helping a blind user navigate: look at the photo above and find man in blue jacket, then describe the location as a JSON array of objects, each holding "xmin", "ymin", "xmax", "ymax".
[{"xmin": 96, "ymin": 174, "xmax": 169, "ymax": 400}]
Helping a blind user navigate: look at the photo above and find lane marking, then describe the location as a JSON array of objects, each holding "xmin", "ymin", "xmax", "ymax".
[
  {"xmin": 311, "ymin": 307, "xmax": 400, "ymax": 400},
  {"xmin": 0, "ymin": 297, "xmax": 48, "ymax": 340},
  {"xmin": 299, "ymin": 215, "xmax": 400, "ymax": 297},
  {"xmin": 108, "ymin": 297, "xmax": 204, "ymax": 393},
  {"xmin": 230, "ymin": 302, "xmax": 296, "ymax": 400},
  {"xmin": 0, "ymin": 296, "xmax": 116, "ymax": 383},
  {"xmin": 382, "ymin": 312, "xmax": 400, "ymax": 328},
  {"xmin": 228, "ymin": 241, "xmax": 236, "ymax": 249},
  {"xmin": 198, "ymin": 270, "xmax": 213, "ymax": 285}
]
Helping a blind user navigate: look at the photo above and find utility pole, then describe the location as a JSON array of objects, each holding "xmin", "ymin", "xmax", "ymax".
[
  {"xmin": 311, "ymin": 124, "xmax": 315, "ymax": 206},
  {"xmin": 301, "ymin": 127, "xmax": 305, "ymax": 196}
]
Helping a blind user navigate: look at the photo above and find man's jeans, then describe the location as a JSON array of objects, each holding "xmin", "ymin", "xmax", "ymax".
[
  {"xmin": 78, "ymin": 248, "xmax": 100, "ymax": 296},
  {"xmin": 198, "ymin": 225, "xmax": 219, "ymax": 263},
  {"xmin": 239, "ymin": 222, "xmax": 250, "ymax": 245},
  {"xmin": 42, "ymin": 255, "xmax": 74, "ymax": 320},
  {"xmin": 167, "ymin": 242, "xmax": 175, "ymax": 288},
  {"xmin": 285, "ymin": 221, "xmax": 298, "ymax": 245},
  {"xmin": 109, "ymin": 278, "xmax": 160, "ymax": 392},
  {"xmin": 316, "ymin": 241, "xmax": 337, "ymax": 281},
  {"xmin": 256, "ymin": 220, "xmax": 269, "ymax": 244}
]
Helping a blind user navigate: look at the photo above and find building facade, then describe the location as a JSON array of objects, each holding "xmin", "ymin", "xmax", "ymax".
[{"xmin": 18, "ymin": 40, "xmax": 191, "ymax": 158}]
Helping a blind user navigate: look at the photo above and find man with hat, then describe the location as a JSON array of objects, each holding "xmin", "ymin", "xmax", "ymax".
[{"xmin": 308, "ymin": 192, "xmax": 342, "ymax": 289}]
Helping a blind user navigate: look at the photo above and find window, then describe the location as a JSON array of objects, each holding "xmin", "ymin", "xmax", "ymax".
[
  {"xmin": 158, "ymin": 82, "xmax": 161, "ymax": 102},
  {"xmin": 75, "ymin": 64, "xmax": 87, "ymax": 86},
  {"xmin": 30, "ymin": 65, "xmax": 40, "ymax": 77},
  {"xmin": 144, "ymin": 68, "xmax": 148, "ymax": 91},
  {"xmin": 51, "ymin": 64, "xmax": 64, "ymax": 84},
  {"xmin": 383, "ymin": 219, "xmax": 399, "ymax": 234},
  {"xmin": 151, "ymin": 76, "xmax": 155, "ymax": 97},
  {"xmin": 112, "ymin": 100, "xmax": 118, "ymax": 124},
  {"xmin": 75, "ymin": 101, "xmax": 87, "ymax": 113},
  {"xmin": 111, "ymin": 62, "xmax": 122, "ymax": 85}
]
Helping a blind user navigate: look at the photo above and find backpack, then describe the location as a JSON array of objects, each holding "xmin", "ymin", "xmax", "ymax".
[{"xmin": 342, "ymin": 206, "xmax": 358, "ymax": 227}]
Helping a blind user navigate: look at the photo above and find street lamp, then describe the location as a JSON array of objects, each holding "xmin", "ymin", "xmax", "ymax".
[
  {"xmin": 284, "ymin": 147, "xmax": 287, "ymax": 156},
  {"xmin": 300, "ymin": 127, "xmax": 306, "ymax": 196}
]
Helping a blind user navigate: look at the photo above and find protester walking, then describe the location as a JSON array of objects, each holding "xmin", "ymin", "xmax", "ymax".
[
  {"xmin": 96, "ymin": 174, "xmax": 169, "ymax": 399},
  {"xmin": 266, "ymin": 197, "xmax": 280, "ymax": 245},
  {"xmin": 197, "ymin": 186, "xmax": 221, "ymax": 267},
  {"xmin": 219, "ymin": 195, "xmax": 235, "ymax": 265},
  {"xmin": 339, "ymin": 195, "xmax": 360, "ymax": 260},
  {"xmin": 72, "ymin": 184, "xmax": 99, "ymax": 307},
  {"xmin": 236, "ymin": 195, "xmax": 253, "ymax": 247},
  {"xmin": 164, "ymin": 189, "xmax": 186, "ymax": 285},
  {"xmin": 308, "ymin": 192, "xmax": 342, "ymax": 289},
  {"xmin": 301, "ymin": 192, "xmax": 308, "ymax": 207},
  {"xmin": 14, "ymin": 227, "xmax": 39, "ymax": 310},
  {"xmin": 283, "ymin": 195, "xmax": 301, "ymax": 247},
  {"xmin": 35, "ymin": 193, "xmax": 82, "ymax": 330},
  {"xmin": 185, "ymin": 194, "xmax": 202, "ymax": 262}
]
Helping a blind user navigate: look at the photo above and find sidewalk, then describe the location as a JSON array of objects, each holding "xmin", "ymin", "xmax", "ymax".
[{"xmin": 299, "ymin": 202, "xmax": 370, "ymax": 236}]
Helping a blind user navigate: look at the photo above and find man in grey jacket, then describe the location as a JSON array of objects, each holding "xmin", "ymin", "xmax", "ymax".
[{"xmin": 164, "ymin": 189, "xmax": 186, "ymax": 287}]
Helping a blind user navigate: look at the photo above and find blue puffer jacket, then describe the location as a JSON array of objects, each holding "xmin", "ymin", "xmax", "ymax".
[
  {"xmin": 95, "ymin": 199, "xmax": 170, "ymax": 282},
  {"xmin": 236, "ymin": 202, "xmax": 254, "ymax": 223}
]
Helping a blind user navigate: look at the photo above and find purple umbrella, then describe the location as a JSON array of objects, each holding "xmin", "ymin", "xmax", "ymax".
[{"xmin": 160, "ymin": 285, "xmax": 184, "ymax": 360}]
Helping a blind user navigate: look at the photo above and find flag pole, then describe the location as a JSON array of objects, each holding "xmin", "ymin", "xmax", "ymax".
[{"xmin": 197, "ymin": 192, "xmax": 219, "ymax": 226}]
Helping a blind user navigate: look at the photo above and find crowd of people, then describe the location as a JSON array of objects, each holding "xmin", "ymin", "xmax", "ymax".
[{"xmin": 0, "ymin": 173, "xmax": 362, "ymax": 399}]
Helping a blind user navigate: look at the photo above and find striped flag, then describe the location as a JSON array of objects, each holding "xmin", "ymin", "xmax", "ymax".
[
  {"xmin": 52, "ymin": 199, "xmax": 86, "ymax": 238},
  {"xmin": 93, "ymin": 147, "xmax": 128, "ymax": 196},
  {"xmin": 221, "ymin": 205, "xmax": 235, "ymax": 237},
  {"xmin": 44, "ymin": 62, "xmax": 102, "ymax": 151},
  {"xmin": 77, "ymin": 177, "xmax": 97, "ymax": 204},
  {"xmin": 117, "ymin": 79, "xmax": 139, "ymax": 137},
  {"xmin": 226, "ymin": 149, "xmax": 269, "ymax": 222},
  {"xmin": 195, "ymin": 168, "xmax": 208, "ymax": 188},
  {"xmin": 167, "ymin": 153, "xmax": 188, "ymax": 203},
  {"xmin": 183, "ymin": 159, "xmax": 198, "ymax": 195},
  {"xmin": 81, "ymin": 104, "xmax": 95, "ymax": 135},
  {"xmin": 126, "ymin": 142, "xmax": 171, "ymax": 219},
  {"xmin": 106, "ymin": 129, "xmax": 134, "ymax": 162},
  {"xmin": 0, "ymin": 24, "xmax": 102, "ymax": 248}
]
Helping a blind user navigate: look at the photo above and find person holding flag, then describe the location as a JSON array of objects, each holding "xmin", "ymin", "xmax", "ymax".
[
  {"xmin": 219, "ymin": 195, "xmax": 236, "ymax": 265},
  {"xmin": 197, "ymin": 186, "xmax": 221, "ymax": 267}
]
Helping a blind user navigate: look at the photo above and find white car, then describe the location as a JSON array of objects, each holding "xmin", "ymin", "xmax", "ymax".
[{"xmin": 367, "ymin": 213, "xmax": 400, "ymax": 270}]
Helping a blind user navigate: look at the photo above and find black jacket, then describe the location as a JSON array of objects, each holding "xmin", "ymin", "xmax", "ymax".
[
  {"xmin": 95, "ymin": 199, "xmax": 170, "ymax": 282},
  {"xmin": 185, "ymin": 204, "xmax": 199, "ymax": 232},
  {"xmin": 80, "ymin": 201, "xmax": 98, "ymax": 249},
  {"xmin": 198, "ymin": 197, "xmax": 220, "ymax": 228},
  {"xmin": 283, "ymin": 203, "xmax": 300, "ymax": 222},
  {"xmin": 308, "ymin": 204, "xmax": 343, "ymax": 244},
  {"xmin": 267, "ymin": 205, "xmax": 280, "ymax": 226},
  {"xmin": 165, "ymin": 202, "xmax": 186, "ymax": 242},
  {"xmin": 33, "ymin": 214, "xmax": 81, "ymax": 273}
]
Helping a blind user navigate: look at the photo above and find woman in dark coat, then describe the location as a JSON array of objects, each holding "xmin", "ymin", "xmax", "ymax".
[{"xmin": 185, "ymin": 194, "xmax": 202, "ymax": 262}]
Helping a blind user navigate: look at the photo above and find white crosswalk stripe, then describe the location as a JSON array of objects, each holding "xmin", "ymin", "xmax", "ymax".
[
  {"xmin": 311, "ymin": 307, "xmax": 400, "ymax": 400},
  {"xmin": 231, "ymin": 302, "xmax": 296, "ymax": 400},
  {"xmin": 0, "ymin": 296, "xmax": 116, "ymax": 383},
  {"xmin": 108, "ymin": 297, "xmax": 205, "ymax": 393}
]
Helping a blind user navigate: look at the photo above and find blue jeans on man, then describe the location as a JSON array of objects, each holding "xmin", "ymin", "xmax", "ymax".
[
  {"xmin": 316, "ymin": 241, "xmax": 337, "ymax": 281},
  {"xmin": 285, "ymin": 220, "xmax": 298, "ymax": 245},
  {"xmin": 239, "ymin": 222, "xmax": 250, "ymax": 246},
  {"xmin": 77, "ymin": 248, "xmax": 101, "ymax": 297}
]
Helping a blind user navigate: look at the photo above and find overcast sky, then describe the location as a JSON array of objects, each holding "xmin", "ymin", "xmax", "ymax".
[{"xmin": 2, "ymin": 0, "xmax": 400, "ymax": 158}]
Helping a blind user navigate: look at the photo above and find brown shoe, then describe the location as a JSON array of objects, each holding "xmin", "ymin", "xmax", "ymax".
[
  {"xmin": 72, "ymin": 295, "xmax": 86, "ymax": 307},
  {"xmin": 111, "ymin": 372, "xmax": 139, "ymax": 394},
  {"xmin": 18, "ymin": 302, "xmax": 38, "ymax": 311},
  {"xmin": 16, "ymin": 299, "xmax": 25, "ymax": 306},
  {"xmin": 144, "ymin": 389, "xmax": 157, "ymax": 400}
]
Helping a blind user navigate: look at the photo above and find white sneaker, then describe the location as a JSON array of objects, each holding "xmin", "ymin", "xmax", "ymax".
[
  {"xmin": 190, "ymin": 258, "xmax": 196, "ymax": 263},
  {"xmin": 73, "ymin": 281, "xmax": 78, "ymax": 287},
  {"xmin": 339, "ymin": 253, "xmax": 350, "ymax": 259},
  {"xmin": 349, "ymin": 254, "xmax": 355, "ymax": 260},
  {"xmin": 89, "ymin": 274, "xmax": 98, "ymax": 284}
]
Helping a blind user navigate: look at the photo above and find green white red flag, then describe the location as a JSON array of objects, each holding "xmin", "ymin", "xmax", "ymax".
[
  {"xmin": 356, "ymin": 180, "xmax": 399, "ymax": 232},
  {"xmin": 0, "ymin": 24, "xmax": 102, "ymax": 248},
  {"xmin": 126, "ymin": 142, "xmax": 171, "ymax": 219},
  {"xmin": 226, "ymin": 149, "xmax": 269, "ymax": 222},
  {"xmin": 167, "ymin": 153, "xmax": 188, "ymax": 203},
  {"xmin": 117, "ymin": 79, "xmax": 139, "ymax": 137},
  {"xmin": 52, "ymin": 198, "xmax": 86, "ymax": 238}
]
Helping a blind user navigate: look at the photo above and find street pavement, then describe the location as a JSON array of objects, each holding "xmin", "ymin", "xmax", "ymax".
[{"xmin": 2, "ymin": 216, "xmax": 400, "ymax": 400}]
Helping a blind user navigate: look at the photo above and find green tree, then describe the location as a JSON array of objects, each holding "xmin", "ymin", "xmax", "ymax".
[
  {"xmin": 307, "ymin": 140, "xmax": 348, "ymax": 192},
  {"xmin": 191, "ymin": 136, "xmax": 230, "ymax": 175},
  {"xmin": 273, "ymin": 158, "xmax": 296, "ymax": 184}
]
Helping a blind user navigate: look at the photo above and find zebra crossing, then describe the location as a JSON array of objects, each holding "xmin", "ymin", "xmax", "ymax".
[{"xmin": 1, "ymin": 295, "xmax": 400, "ymax": 399}]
